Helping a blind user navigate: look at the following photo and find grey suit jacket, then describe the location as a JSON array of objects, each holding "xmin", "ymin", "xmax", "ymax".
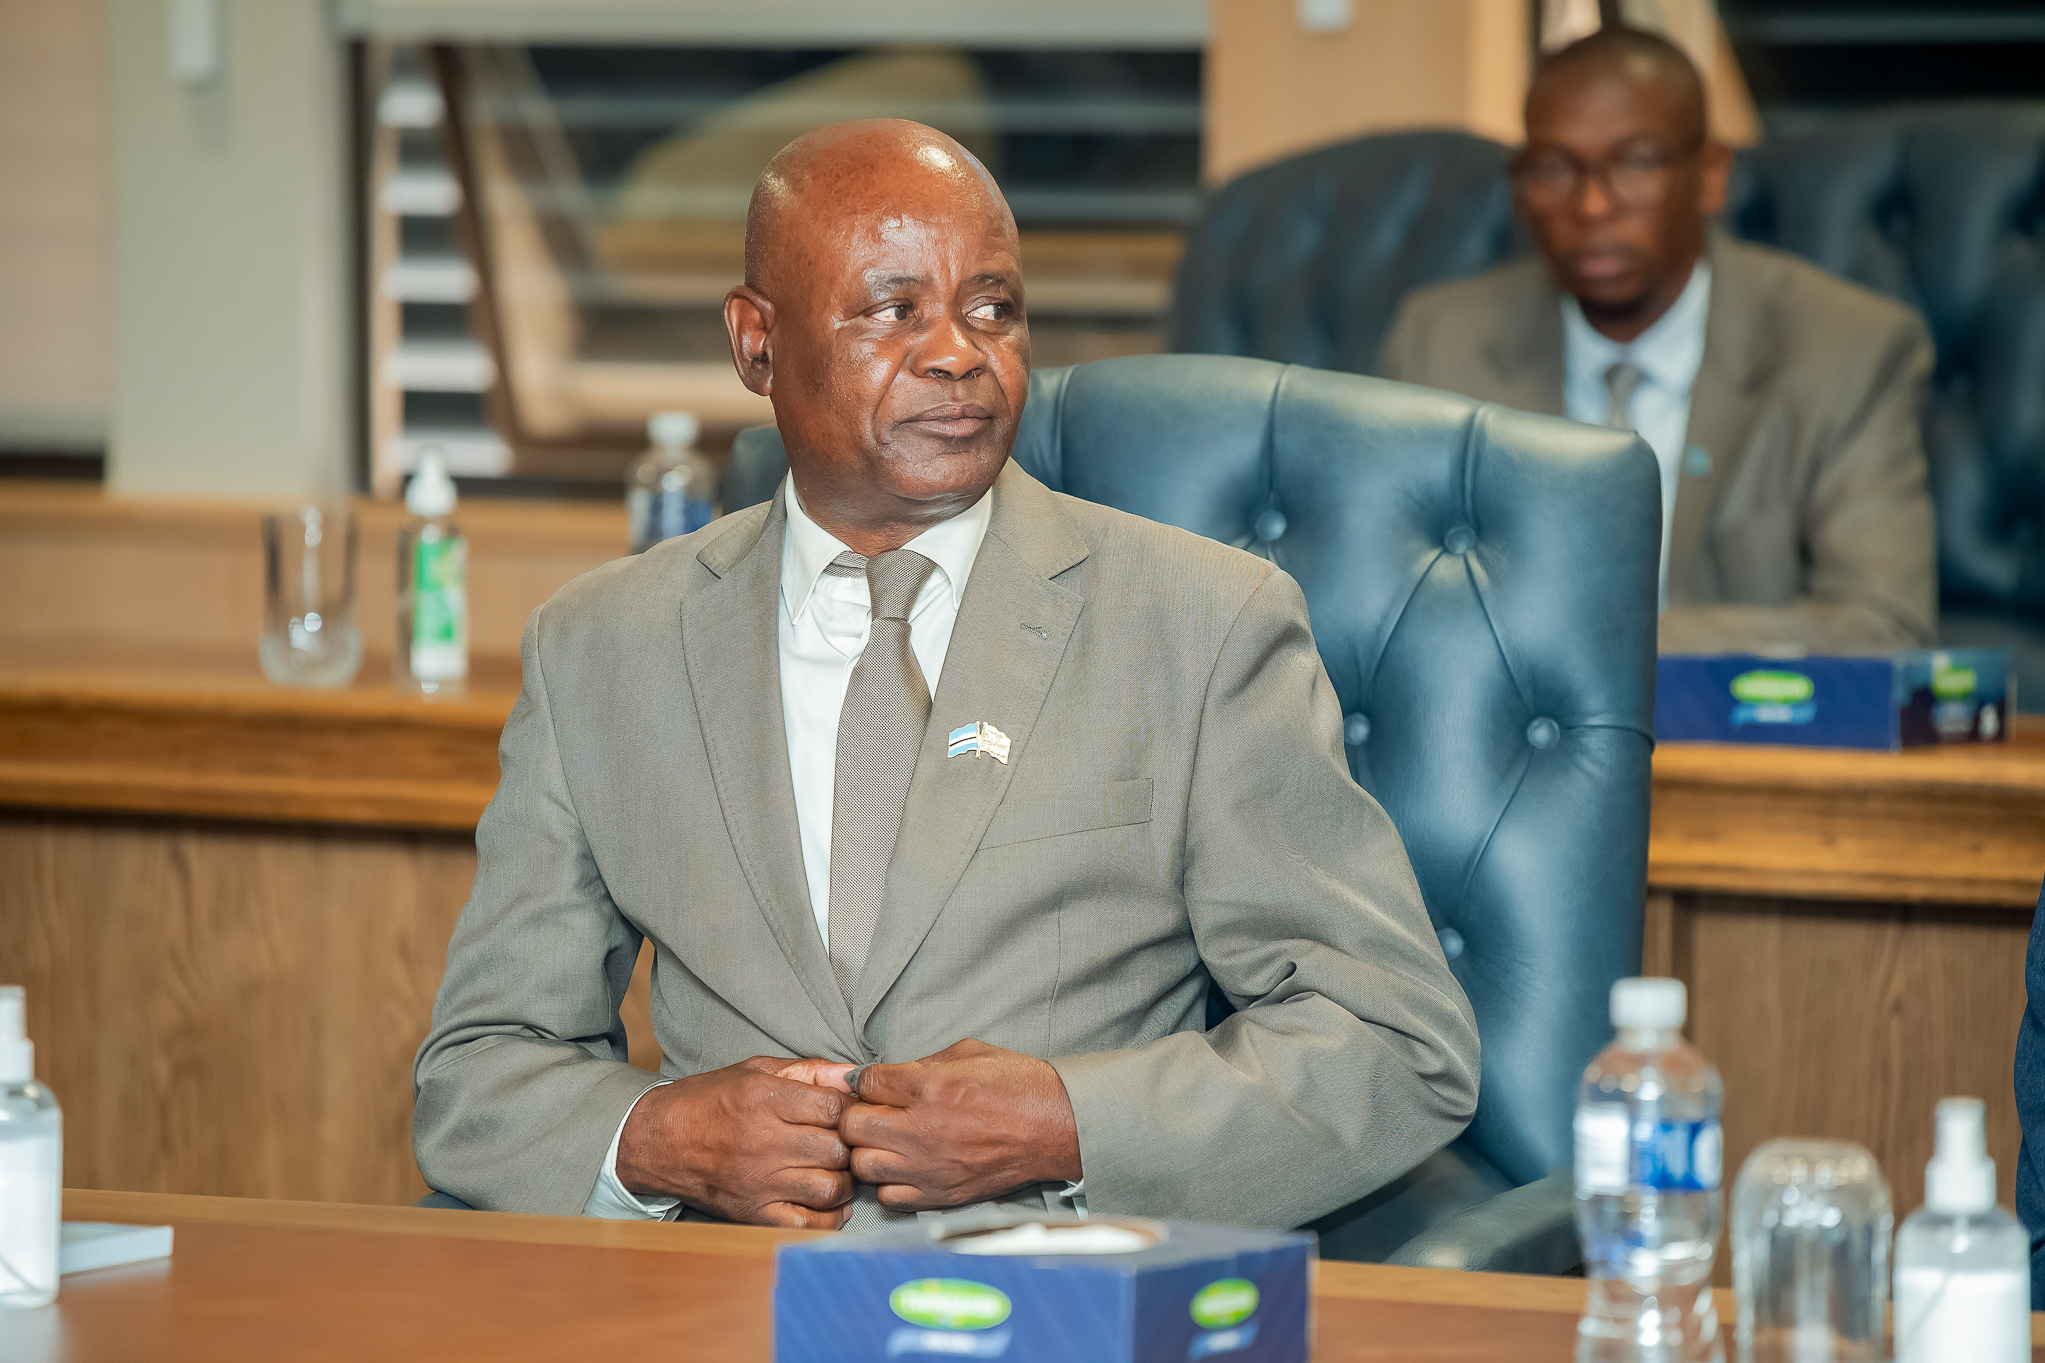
[
  {"xmin": 413, "ymin": 460, "xmax": 1480, "ymax": 1230},
  {"xmin": 1380, "ymin": 234, "xmax": 1937, "ymax": 653}
]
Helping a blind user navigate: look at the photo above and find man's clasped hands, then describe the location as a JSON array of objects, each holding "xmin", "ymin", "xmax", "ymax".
[{"xmin": 615, "ymin": 1038, "xmax": 1083, "ymax": 1227}]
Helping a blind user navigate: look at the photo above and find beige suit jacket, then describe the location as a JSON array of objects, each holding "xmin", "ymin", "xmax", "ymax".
[
  {"xmin": 413, "ymin": 461, "xmax": 1480, "ymax": 1230},
  {"xmin": 1380, "ymin": 234, "xmax": 1936, "ymax": 653}
]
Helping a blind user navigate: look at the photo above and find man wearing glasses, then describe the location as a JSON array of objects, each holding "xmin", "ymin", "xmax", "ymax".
[{"xmin": 1381, "ymin": 27, "xmax": 1934, "ymax": 653}]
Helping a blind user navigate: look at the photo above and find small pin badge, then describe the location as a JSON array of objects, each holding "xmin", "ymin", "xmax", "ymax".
[
  {"xmin": 947, "ymin": 721, "xmax": 1012, "ymax": 764},
  {"xmin": 1684, "ymin": 445, "xmax": 1712, "ymax": 478}
]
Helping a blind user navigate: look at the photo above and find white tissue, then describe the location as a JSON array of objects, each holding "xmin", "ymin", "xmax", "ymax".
[{"xmin": 947, "ymin": 1221, "xmax": 1155, "ymax": 1256}]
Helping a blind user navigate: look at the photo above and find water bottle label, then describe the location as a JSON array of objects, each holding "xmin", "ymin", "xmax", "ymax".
[{"xmin": 1575, "ymin": 1110, "xmax": 1721, "ymax": 1193}]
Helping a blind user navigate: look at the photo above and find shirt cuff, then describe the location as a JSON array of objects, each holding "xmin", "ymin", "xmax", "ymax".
[{"xmin": 583, "ymin": 1080, "xmax": 683, "ymax": 1220}]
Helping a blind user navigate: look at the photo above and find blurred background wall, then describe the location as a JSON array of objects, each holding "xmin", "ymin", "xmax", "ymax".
[
  {"xmin": 0, "ymin": 0, "xmax": 110, "ymax": 460},
  {"xmin": 106, "ymin": 0, "xmax": 351, "ymax": 499}
]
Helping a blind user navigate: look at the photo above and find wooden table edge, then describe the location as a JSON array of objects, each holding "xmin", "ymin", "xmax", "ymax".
[{"xmin": 55, "ymin": 1191, "xmax": 2045, "ymax": 1345}]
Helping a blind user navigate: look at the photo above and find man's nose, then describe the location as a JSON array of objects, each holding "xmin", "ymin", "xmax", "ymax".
[
  {"xmin": 912, "ymin": 309, "xmax": 986, "ymax": 382},
  {"xmin": 1574, "ymin": 169, "xmax": 1617, "ymax": 220}
]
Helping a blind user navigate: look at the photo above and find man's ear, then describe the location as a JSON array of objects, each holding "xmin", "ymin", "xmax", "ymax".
[
  {"xmin": 1696, "ymin": 140, "xmax": 1733, "ymax": 219},
  {"xmin": 724, "ymin": 286, "xmax": 775, "ymax": 397}
]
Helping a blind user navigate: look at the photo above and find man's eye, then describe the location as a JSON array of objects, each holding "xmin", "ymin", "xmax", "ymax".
[
  {"xmin": 967, "ymin": 300, "xmax": 1010, "ymax": 322},
  {"xmin": 875, "ymin": 303, "xmax": 912, "ymax": 322}
]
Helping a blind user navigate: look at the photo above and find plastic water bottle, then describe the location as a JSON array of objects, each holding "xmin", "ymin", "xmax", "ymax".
[
  {"xmin": 1893, "ymin": 1097, "xmax": 2029, "ymax": 1363},
  {"xmin": 626, "ymin": 410, "xmax": 717, "ymax": 554},
  {"xmin": 1575, "ymin": 977, "xmax": 1725, "ymax": 1362},
  {"xmin": 0, "ymin": 986, "xmax": 61, "ymax": 1309}
]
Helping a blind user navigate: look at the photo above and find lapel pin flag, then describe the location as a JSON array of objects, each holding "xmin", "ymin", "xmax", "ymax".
[{"xmin": 947, "ymin": 721, "xmax": 1012, "ymax": 765}]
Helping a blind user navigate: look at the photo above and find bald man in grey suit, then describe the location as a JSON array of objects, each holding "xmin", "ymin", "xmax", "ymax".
[{"xmin": 413, "ymin": 120, "xmax": 1478, "ymax": 1233}]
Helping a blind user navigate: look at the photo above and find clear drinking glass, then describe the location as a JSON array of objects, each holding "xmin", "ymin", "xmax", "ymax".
[
  {"xmin": 1732, "ymin": 1139, "xmax": 1892, "ymax": 1363},
  {"xmin": 259, "ymin": 503, "xmax": 362, "ymax": 687}
]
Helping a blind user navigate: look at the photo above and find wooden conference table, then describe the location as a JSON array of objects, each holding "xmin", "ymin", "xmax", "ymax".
[{"xmin": 26, "ymin": 1190, "xmax": 2045, "ymax": 1362}]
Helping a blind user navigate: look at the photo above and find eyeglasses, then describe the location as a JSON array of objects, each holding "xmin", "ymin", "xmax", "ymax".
[{"xmin": 1511, "ymin": 140, "xmax": 1702, "ymax": 210}]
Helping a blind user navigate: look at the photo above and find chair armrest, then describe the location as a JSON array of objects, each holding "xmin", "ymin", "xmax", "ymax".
[{"xmin": 1383, "ymin": 1170, "xmax": 1580, "ymax": 1275}]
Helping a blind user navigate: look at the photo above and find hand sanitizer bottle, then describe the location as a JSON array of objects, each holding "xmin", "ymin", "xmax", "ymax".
[
  {"xmin": 1894, "ymin": 1097, "xmax": 2029, "ymax": 1362},
  {"xmin": 395, "ymin": 447, "xmax": 467, "ymax": 696},
  {"xmin": 0, "ymin": 986, "xmax": 61, "ymax": 1309}
]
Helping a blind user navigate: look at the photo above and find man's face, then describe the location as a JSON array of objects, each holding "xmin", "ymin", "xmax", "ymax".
[
  {"xmin": 1515, "ymin": 66, "xmax": 1728, "ymax": 319},
  {"xmin": 728, "ymin": 157, "xmax": 1029, "ymax": 539}
]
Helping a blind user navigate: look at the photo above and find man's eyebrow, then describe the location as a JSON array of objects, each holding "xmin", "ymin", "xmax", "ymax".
[
  {"xmin": 866, "ymin": 273, "xmax": 926, "ymax": 293},
  {"xmin": 966, "ymin": 271, "xmax": 1018, "ymax": 288}
]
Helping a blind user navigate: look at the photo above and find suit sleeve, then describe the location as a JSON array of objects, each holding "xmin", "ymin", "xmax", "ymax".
[
  {"xmin": 1049, "ymin": 570, "xmax": 1482, "ymax": 1228},
  {"xmin": 412, "ymin": 604, "xmax": 666, "ymax": 1214},
  {"xmin": 1659, "ymin": 312, "xmax": 1937, "ymax": 652}
]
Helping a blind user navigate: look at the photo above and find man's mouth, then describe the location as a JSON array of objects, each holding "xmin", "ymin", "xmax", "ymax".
[
  {"xmin": 903, "ymin": 404, "xmax": 995, "ymax": 439},
  {"xmin": 1566, "ymin": 247, "xmax": 1639, "ymax": 283}
]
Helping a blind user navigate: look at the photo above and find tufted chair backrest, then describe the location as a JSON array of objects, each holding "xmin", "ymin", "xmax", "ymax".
[
  {"xmin": 1166, "ymin": 130, "xmax": 1524, "ymax": 376},
  {"xmin": 1167, "ymin": 106, "xmax": 2045, "ymax": 624},
  {"xmin": 728, "ymin": 354, "xmax": 1661, "ymax": 1185}
]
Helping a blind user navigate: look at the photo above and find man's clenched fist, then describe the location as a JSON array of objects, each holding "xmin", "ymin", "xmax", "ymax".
[{"xmin": 617, "ymin": 1055, "xmax": 855, "ymax": 1228}]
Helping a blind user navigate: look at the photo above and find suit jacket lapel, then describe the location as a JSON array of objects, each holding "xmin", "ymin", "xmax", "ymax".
[
  {"xmin": 681, "ymin": 490, "xmax": 859, "ymax": 1055},
  {"xmin": 851, "ymin": 463, "xmax": 1090, "ymax": 1033},
  {"xmin": 1671, "ymin": 234, "xmax": 1775, "ymax": 605},
  {"xmin": 1482, "ymin": 258, "xmax": 1569, "ymax": 418}
]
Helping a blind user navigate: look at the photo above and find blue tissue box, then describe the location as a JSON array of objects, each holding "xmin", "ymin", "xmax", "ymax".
[
  {"xmin": 772, "ymin": 1217, "xmax": 1312, "ymax": 1363},
  {"xmin": 1655, "ymin": 648, "xmax": 2013, "ymax": 750}
]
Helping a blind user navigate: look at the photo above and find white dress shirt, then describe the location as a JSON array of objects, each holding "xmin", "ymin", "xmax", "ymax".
[
  {"xmin": 1561, "ymin": 260, "xmax": 1711, "ymax": 608},
  {"xmin": 583, "ymin": 476, "xmax": 994, "ymax": 1220}
]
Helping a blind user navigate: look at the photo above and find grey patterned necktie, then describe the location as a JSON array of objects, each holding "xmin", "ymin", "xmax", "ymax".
[
  {"xmin": 1603, "ymin": 360, "xmax": 1645, "ymax": 431},
  {"xmin": 826, "ymin": 547, "xmax": 938, "ymax": 1002}
]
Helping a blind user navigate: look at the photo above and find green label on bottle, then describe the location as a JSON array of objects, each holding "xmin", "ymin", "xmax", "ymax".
[{"xmin": 411, "ymin": 536, "xmax": 467, "ymax": 681}]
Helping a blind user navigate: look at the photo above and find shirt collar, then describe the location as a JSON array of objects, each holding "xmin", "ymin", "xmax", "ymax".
[
  {"xmin": 1561, "ymin": 259, "xmax": 1712, "ymax": 393},
  {"xmin": 780, "ymin": 473, "xmax": 994, "ymax": 625}
]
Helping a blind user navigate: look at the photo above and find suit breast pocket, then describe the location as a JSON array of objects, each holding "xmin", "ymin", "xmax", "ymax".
[{"xmin": 978, "ymin": 777, "xmax": 1154, "ymax": 850}]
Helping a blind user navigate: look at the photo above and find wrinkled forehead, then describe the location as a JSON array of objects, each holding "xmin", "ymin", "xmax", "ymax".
[{"xmin": 787, "ymin": 185, "xmax": 1021, "ymax": 300}]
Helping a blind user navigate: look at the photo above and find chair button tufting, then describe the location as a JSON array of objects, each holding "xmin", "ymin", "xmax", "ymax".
[
  {"xmin": 1526, "ymin": 717, "xmax": 1560, "ymax": 749},
  {"xmin": 1343, "ymin": 712, "xmax": 1370, "ymax": 745},
  {"xmin": 1437, "ymin": 927, "xmax": 1465, "ymax": 961},
  {"xmin": 1254, "ymin": 509, "xmax": 1288, "ymax": 542},
  {"xmin": 1443, "ymin": 525, "xmax": 1475, "ymax": 554}
]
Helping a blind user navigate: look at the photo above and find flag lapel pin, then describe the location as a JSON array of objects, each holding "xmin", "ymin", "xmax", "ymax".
[{"xmin": 947, "ymin": 721, "xmax": 1011, "ymax": 764}]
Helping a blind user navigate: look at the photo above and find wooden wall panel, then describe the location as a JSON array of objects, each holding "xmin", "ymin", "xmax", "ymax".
[
  {"xmin": 0, "ymin": 482, "xmax": 628, "ymax": 665},
  {"xmin": 1676, "ymin": 891, "xmax": 2031, "ymax": 1246},
  {"xmin": 1206, "ymin": 0, "xmax": 1530, "ymax": 185},
  {"xmin": 0, "ymin": 811, "xmax": 659, "ymax": 1204}
]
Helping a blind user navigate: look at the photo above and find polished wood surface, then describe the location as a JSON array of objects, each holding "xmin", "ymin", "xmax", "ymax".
[
  {"xmin": 17, "ymin": 1191, "xmax": 2043, "ymax": 1360},
  {"xmin": 0, "ymin": 649, "xmax": 511, "ymax": 829},
  {"xmin": 5, "ymin": 1191, "xmax": 1577, "ymax": 1362},
  {"xmin": 1650, "ymin": 727, "xmax": 2045, "ymax": 906}
]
